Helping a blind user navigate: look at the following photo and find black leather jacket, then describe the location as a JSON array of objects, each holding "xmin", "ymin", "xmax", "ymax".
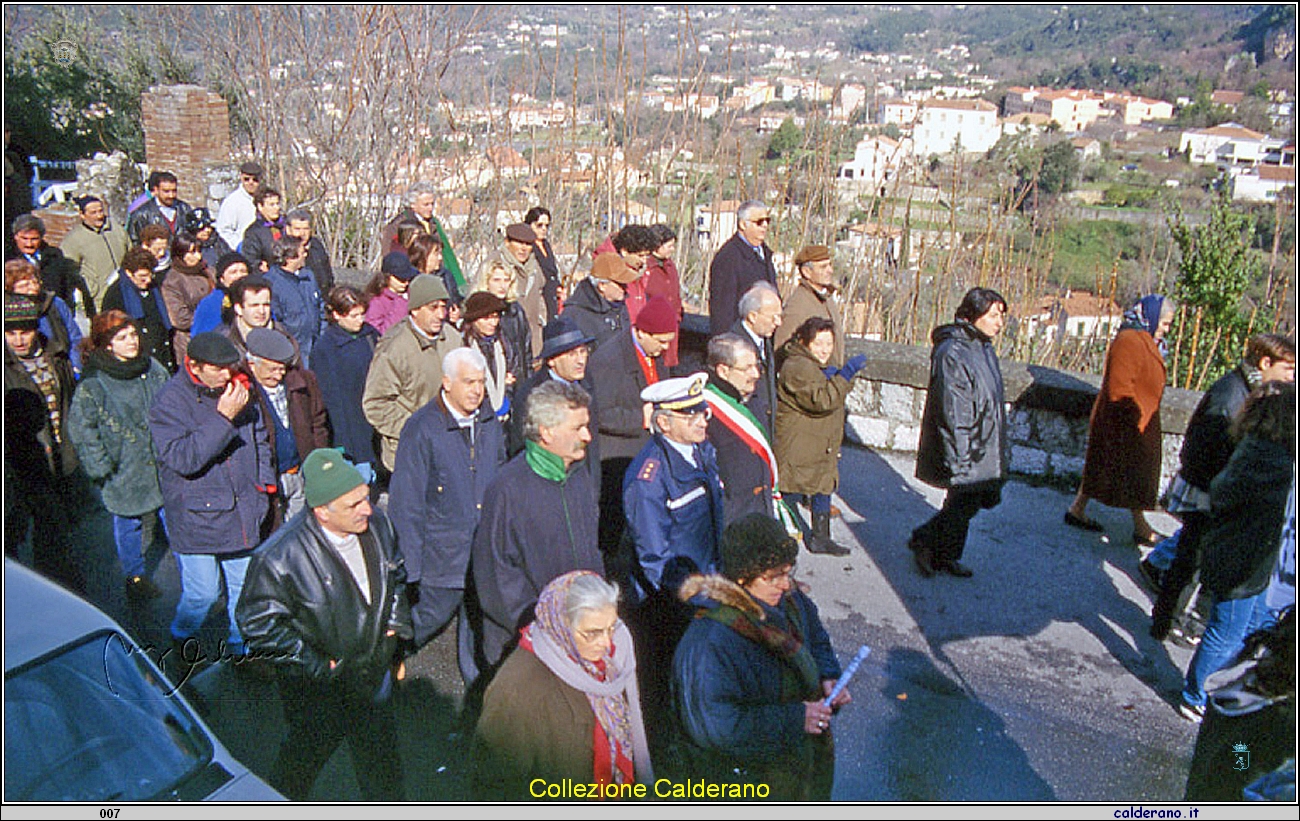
[
  {"xmin": 236, "ymin": 507, "xmax": 411, "ymax": 692},
  {"xmin": 916, "ymin": 320, "xmax": 1008, "ymax": 490},
  {"xmin": 1178, "ymin": 365, "xmax": 1250, "ymax": 491}
]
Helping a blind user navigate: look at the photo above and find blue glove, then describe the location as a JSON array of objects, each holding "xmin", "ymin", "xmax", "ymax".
[
  {"xmin": 496, "ymin": 394, "xmax": 511, "ymax": 419},
  {"xmin": 839, "ymin": 354, "xmax": 867, "ymax": 382},
  {"xmin": 822, "ymin": 366, "xmax": 840, "ymax": 379}
]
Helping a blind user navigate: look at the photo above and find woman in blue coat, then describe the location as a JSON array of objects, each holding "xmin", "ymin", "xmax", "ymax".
[
  {"xmin": 310, "ymin": 286, "xmax": 380, "ymax": 474},
  {"xmin": 673, "ymin": 513, "xmax": 850, "ymax": 800}
]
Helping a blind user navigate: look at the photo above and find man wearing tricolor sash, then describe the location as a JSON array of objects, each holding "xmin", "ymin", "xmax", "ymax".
[{"xmin": 703, "ymin": 333, "xmax": 787, "ymax": 530}]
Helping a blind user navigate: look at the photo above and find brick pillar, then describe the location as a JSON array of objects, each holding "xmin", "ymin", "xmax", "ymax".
[{"xmin": 140, "ymin": 85, "xmax": 232, "ymax": 207}]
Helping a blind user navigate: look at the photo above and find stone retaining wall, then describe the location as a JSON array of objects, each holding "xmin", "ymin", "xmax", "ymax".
[{"xmin": 842, "ymin": 338, "xmax": 1201, "ymax": 490}]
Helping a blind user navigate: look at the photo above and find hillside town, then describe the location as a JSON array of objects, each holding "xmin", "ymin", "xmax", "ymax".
[{"xmin": 4, "ymin": 4, "xmax": 1296, "ymax": 808}]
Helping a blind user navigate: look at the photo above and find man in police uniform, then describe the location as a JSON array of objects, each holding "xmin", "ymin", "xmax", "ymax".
[{"xmin": 622, "ymin": 372, "xmax": 725, "ymax": 760}]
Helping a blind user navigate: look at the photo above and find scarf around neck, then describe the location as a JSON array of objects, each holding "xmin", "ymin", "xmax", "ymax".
[{"xmin": 528, "ymin": 571, "xmax": 653, "ymax": 785}]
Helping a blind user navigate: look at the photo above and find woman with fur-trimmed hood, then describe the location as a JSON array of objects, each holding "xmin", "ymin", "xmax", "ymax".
[{"xmin": 671, "ymin": 513, "xmax": 850, "ymax": 800}]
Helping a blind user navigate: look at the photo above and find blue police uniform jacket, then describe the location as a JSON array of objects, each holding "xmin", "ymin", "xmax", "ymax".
[{"xmin": 623, "ymin": 433, "xmax": 725, "ymax": 604}]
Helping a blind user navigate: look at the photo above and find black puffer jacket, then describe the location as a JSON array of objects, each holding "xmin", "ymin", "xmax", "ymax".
[
  {"xmin": 1178, "ymin": 365, "xmax": 1251, "ymax": 491},
  {"xmin": 236, "ymin": 507, "xmax": 411, "ymax": 693},
  {"xmin": 915, "ymin": 320, "xmax": 1007, "ymax": 490}
]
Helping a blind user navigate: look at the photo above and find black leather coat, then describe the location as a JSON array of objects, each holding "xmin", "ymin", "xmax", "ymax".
[
  {"xmin": 915, "ymin": 320, "xmax": 1007, "ymax": 490},
  {"xmin": 236, "ymin": 507, "xmax": 411, "ymax": 692}
]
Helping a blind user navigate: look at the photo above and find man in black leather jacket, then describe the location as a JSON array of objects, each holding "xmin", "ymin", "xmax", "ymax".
[{"xmin": 237, "ymin": 447, "xmax": 412, "ymax": 801}]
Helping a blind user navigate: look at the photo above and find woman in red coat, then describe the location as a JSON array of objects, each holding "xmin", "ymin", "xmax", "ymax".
[{"xmin": 1065, "ymin": 295, "xmax": 1175, "ymax": 545}]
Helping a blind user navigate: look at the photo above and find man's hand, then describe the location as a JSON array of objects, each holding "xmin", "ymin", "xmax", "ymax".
[{"xmin": 216, "ymin": 379, "xmax": 249, "ymax": 420}]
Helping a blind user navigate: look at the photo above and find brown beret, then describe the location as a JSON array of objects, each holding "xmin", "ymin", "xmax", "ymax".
[
  {"xmin": 505, "ymin": 223, "xmax": 536, "ymax": 243},
  {"xmin": 794, "ymin": 245, "xmax": 832, "ymax": 266},
  {"xmin": 591, "ymin": 253, "xmax": 640, "ymax": 285}
]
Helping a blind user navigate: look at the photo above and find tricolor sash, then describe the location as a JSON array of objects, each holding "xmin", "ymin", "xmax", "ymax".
[{"xmin": 704, "ymin": 383, "xmax": 800, "ymax": 537}]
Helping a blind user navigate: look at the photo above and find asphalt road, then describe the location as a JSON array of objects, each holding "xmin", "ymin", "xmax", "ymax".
[{"xmin": 74, "ymin": 445, "xmax": 1204, "ymax": 803}]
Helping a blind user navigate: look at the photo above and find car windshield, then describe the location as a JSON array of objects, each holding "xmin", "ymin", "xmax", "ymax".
[{"xmin": 5, "ymin": 630, "xmax": 212, "ymax": 801}]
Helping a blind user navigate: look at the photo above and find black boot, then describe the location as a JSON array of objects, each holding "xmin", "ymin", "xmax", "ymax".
[{"xmin": 807, "ymin": 511, "xmax": 850, "ymax": 556}]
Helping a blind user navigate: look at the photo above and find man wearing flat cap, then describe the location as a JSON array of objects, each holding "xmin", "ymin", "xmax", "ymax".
[
  {"xmin": 149, "ymin": 330, "xmax": 274, "ymax": 661},
  {"xmin": 237, "ymin": 447, "xmax": 412, "ymax": 801},
  {"xmin": 775, "ymin": 244, "xmax": 845, "ymax": 369},
  {"xmin": 362, "ymin": 273, "xmax": 458, "ymax": 471},
  {"xmin": 497, "ymin": 222, "xmax": 547, "ymax": 355},
  {"xmin": 622, "ymin": 371, "xmax": 725, "ymax": 759},
  {"xmin": 246, "ymin": 326, "xmax": 329, "ymax": 526},
  {"xmin": 589, "ymin": 295, "xmax": 677, "ymax": 563},
  {"xmin": 562, "ymin": 252, "xmax": 637, "ymax": 350}
]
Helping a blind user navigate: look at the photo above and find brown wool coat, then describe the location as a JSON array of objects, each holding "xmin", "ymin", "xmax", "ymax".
[
  {"xmin": 472, "ymin": 646, "xmax": 598, "ymax": 799},
  {"xmin": 1079, "ymin": 328, "xmax": 1167, "ymax": 509},
  {"xmin": 774, "ymin": 340, "xmax": 852, "ymax": 496}
]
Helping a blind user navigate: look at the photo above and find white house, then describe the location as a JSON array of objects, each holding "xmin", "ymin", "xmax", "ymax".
[
  {"xmin": 911, "ymin": 99, "xmax": 1000, "ymax": 157},
  {"xmin": 879, "ymin": 99, "xmax": 918, "ymax": 128},
  {"xmin": 1231, "ymin": 165, "xmax": 1296, "ymax": 202},
  {"xmin": 1179, "ymin": 123, "xmax": 1268, "ymax": 165},
  {"xmin": 1015, "ymin": 291, "xmax": 1122, "ymax": 344},
  {"xmin": 836, "ymin": 134, "xmax": 911, "ymax": 190}
]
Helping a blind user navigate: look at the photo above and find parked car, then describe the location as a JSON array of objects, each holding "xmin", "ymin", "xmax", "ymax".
[{"xmin": 3, "ymin": 559, "xmax": 284, "ymax": 802}]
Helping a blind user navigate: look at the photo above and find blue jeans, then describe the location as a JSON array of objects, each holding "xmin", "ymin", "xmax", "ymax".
[
  {"xmin": 171, "ymin": 551, "xmax": 253, "ymax": 653},
  {"xmin": 113, "ymin": 509, "xmax": 167, "ymax": 579},
  {"xmin": 1181, "ymin": 591, "xmax": 1275, "ymax": 708},
  {"xmin": 1147, "ymin": 528, "xmax": 1180, "ymax": 571}
]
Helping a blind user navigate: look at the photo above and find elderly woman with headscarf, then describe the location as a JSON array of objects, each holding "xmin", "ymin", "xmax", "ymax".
[
  {"xmin": 1065, "ymin": 294, "xmax": 1176, "ymax": 545},
  {"xmin": 473, "ymin": 570, "xmax": 652, "ymax": 799},
  {"xmin": 672, "ymin": 513, "xmax": 850, "ymax": 800}
]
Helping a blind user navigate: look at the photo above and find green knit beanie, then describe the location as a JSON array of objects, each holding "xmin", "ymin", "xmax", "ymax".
[{"xmin": 302, "ymin": 448, "xmax": 365, "ymax": 508}]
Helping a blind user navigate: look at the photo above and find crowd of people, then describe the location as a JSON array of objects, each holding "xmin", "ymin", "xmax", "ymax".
[{"xmin": 4, "ymin": 167, "xmax": 1295, "ymax": 802}]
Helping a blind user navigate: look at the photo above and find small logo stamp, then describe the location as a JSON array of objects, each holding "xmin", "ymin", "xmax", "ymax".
[
  {"xmin": 51, "ymin": 39, "xmax": 77, "ymax": 65},
  {"xmin": 1232, "ymin": 742, "xmax": 1250, "ymax": 772}
]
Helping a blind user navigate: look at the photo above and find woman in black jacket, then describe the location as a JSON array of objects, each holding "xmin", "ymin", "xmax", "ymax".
[
  {"xmin": 910, "ymin": 288, "xmax": 1009, "ymax": 579},
  {"xmin": 1178, "ymin": 381, "xmax": 1295, "ymax": 722}
]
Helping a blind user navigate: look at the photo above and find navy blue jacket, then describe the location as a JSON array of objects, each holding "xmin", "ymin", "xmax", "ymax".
[
  {"xmin": 149, "ymin": 368, "xmax": 273, "ymax": 554},
  {"xmin": 265, "ymin": 264, "xmax": 325, "ymax": 362},
  {"xmin": 623, "ymin": 434, "xmax": 725, "ymax": 603},
  {"xmin": 389, "ymin": 394, "xmax": 505, "ymax": 588},
  {"xmin": 311, "ymin": 321, "xmax": 380, "ymax": 467},
  {"xmin": 471, "ymin": 450, "xmax": 602, "ymax": 666},
  {"xmin": 673, "ymin": 582, "xmax": 840, "ymax": 781}
]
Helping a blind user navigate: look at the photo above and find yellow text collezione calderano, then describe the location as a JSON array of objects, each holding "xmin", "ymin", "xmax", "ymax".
[{"xmin": 528, "ymin": 777, "xmax": 772, "ymax": 800}]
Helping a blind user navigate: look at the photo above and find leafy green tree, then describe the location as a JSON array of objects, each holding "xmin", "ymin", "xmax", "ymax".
[
  {"xmin": 1167, "ymin": 193, "xmax": 1257, "ymax": 388},
  {"xmin": 4, "ymin": 8, "xmax": 195, "ymax": 161},
  {"xmin": 1038, "ymin": 140, "xmax": 1080, "ymax": 195},
  {"xmin": 765, "ymin": 118, "xmax": 802, "ymax": 161}
]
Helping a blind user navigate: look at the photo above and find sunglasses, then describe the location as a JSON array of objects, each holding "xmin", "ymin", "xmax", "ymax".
[{"xmin": 750, "ymin": 217, "xmax": 772, "ymax": 226}]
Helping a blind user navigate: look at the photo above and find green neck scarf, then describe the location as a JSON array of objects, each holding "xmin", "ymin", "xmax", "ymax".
[{"xmin": 525, "ymin": 440, "xmax": 569, "ymax": 483}]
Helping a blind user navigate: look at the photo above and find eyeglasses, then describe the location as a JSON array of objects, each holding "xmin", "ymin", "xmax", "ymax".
[
  {"xmin": 241, "ymin": 174, "xmax": 261, "ymax": 182},
  {"xmin": 750, "ymin": 217, "xmax": 772, "ymax": 226},
  {"xmin": 574, "ymin": 621, "xmax": 622, "ymax": 643}
]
